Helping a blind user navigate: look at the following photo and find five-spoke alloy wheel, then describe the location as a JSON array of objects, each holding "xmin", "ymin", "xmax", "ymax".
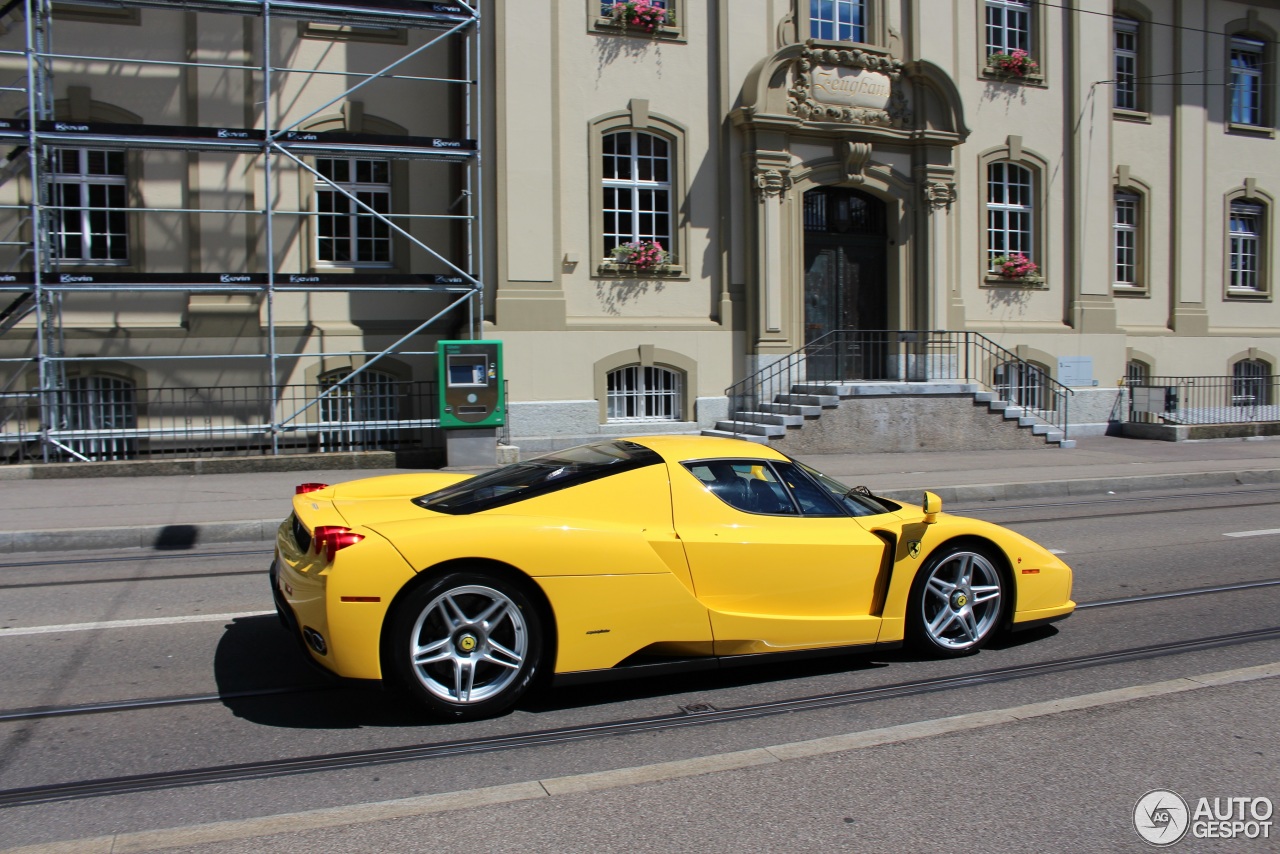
[
  {"xmin": 391, "ymin": 571, "xmax": 544, "ymax": 720},
  {"xmin": 908, "ymin": 544, "xmax": 1005, "ymax": 656}
]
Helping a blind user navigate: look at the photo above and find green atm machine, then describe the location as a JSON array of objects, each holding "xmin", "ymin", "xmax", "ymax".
[{"xmin": 438, "ymin": 340, "xmax": 504, "ymax": 466}]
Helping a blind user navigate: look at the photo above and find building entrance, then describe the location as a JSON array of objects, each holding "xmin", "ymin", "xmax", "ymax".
[{"xmin": 802, "ymin": 187, "xmax": 889, "ymax": 379}]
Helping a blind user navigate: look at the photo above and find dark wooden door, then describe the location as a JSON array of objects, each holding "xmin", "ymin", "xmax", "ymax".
[{"xmin": 802, "ymin": 188, "xmax": 888, "ymax": 380}]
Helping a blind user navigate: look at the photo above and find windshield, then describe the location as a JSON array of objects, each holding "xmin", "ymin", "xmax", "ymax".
[
  {"xmin": 793, "ymin": 460, "xmax": 896, "ymax": 517},
  {"xmin": 414, "ymin": 440, "xmax": 661, "ymax": 515}
]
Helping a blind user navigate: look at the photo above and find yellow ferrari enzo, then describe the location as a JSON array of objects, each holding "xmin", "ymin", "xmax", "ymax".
[{"xmin": 271, "ymin": 435, "xmax": 1073, "ymax": 720}]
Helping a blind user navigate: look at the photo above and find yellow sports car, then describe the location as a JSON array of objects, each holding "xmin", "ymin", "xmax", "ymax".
[{"xmin": 271, "ymin": 435, "xmax": 1073, "ymax": 720}]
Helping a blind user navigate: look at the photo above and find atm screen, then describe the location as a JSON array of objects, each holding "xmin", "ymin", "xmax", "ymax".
[{"xmin": 447, "ymin": 355, "xmax": 487, "ymax": 386}]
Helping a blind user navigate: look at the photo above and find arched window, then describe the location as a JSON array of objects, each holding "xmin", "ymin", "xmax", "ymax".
[
  {"xmin": 64, "ymin": 375, "xmax": 137, "ymax": 461},
  {"xmin": 1126, "ymin": 359, "xmax": 1151, "ymax": 386},
  {"xmin": 606, "ymin": 364, "xmax": 682, "ymax": 421},
  {"xmin": 318, "ymin": 368, "xmax": 401, "ymax": 451},
  {"xmin": 986, "ymin": 162, "xmax": 1034, "ymax": 272},
  {"xmin": 1114, "ymin": 190, "xmax": 1141, "ymax": 289},
  {"xmin": 601, "ymin": 130, "xmax": 672, "ymax": 257},
  {"xmin": 994, "ymin": 360, "xmax": 1049, "ymax": 411},
  {"xmin": 1113, "ymin": 17, "xmax": 1140, "ymax": 111},
  {"xmin": 1229, "ymin": 36, "xmax": 1266, "ymax": 127},
  {"xmin": 1228, "ymin": 200, "xmax": 1265, "ymax": 294},
  {"xmin": 1232, "ymin": 359, "xmax": 1272, "ymax": 407}
]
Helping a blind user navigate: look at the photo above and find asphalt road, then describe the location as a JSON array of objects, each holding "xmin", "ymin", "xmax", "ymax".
[{"xmin": 1, "ymin": 486, "xmax": 1278, "ymax": 852}]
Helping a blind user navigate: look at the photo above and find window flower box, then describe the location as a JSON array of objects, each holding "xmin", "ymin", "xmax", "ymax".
[
  {"xmin": 987, "ymin": 49, "xmax": 1040, "ymax": 78},
  {"xmin": 990, "ymin": 253, "xmax": 1038, "ymax": 279},
  {"xmin": 610, "ymin": 240, "xmax": 669, "ymax": 270},
  {"xmin": 605, "ymin": 1, "xmax": 670, "ymax": 34}
]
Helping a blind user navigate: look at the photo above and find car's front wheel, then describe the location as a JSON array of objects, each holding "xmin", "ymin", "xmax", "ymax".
[
  {"xmin": 907, "ymin": 544, "xmax": 1005, "ymax": 656},
  {"xmin": 390, "ymin": 570, "xmax": 544, "ymax": 720}
]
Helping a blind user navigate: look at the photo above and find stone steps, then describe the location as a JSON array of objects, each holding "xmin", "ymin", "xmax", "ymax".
[{"xmin": 705, "ymin": 382, "xmax": 1075, "ymax": 448}]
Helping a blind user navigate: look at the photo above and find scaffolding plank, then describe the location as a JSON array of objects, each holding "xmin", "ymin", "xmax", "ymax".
[
  {"xmin": 10, "ymin": 272, "xmax": 477, "ymax": 291},
  {"xmin": 49, "ymin": 0, "xmax": 476, "ymax": 29},
  {"xmin": 0, "ymin": 121, "xmax": 477, "ymax": 156}
]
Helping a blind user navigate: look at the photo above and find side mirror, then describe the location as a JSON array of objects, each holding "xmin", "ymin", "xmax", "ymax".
[{"xmin": 922, "ymin": 491, "xmax": 941, "ymax": 524}]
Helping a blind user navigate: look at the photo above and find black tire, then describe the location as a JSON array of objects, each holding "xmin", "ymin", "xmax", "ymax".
[
  {"xmin": 389, "ymin": 570, "xmax": 544, "ymax": 721},
  {"xmin": 906, "ymin": 543, "xmax": 1006, "ymax": 657}
]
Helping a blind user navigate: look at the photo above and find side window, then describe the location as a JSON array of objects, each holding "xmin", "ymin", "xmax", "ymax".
[{"xmin": 684, "ymin": 461, "xmax": 798, "ymax": 515}]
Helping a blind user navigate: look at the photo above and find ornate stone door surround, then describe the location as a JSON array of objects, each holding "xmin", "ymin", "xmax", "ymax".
[{"xmin": 731, "ymin": 41, "xmax": 969, "ymax": 371}]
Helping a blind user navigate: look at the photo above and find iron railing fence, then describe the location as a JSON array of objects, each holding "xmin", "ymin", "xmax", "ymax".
[
  {"xmin": 0, "ymin": 380, "xmax": 443, "ymax": 464},
  {"xmin": 1129, "ymin": 375, "xmax": 1278, "ymax": 425},
  {"xmin": 726, "ymin": 330, "xmax": 1073, "ymax": 437}
]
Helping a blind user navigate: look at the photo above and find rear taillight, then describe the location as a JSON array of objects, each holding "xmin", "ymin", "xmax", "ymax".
[
  {"xmin": 312, "ymin": 525, "xmax": 364, "ymax": 561},
  {"xmin": 296, "ymin": 482, "xmax": 330, "ymax": 495}
]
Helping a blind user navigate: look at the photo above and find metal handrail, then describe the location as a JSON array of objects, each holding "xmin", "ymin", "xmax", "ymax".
[
  {"xmin": 1128, "ymin": 375, "xmax": 1278, "ymax": 426},
  {"xmin": 724, "ymin": 330, "xmax": 1073, "ymax": 438}
]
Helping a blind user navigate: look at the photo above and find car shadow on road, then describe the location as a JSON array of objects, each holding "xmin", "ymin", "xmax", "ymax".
[
  {"xmin": 213, "ymin": 614, "xmax": 427, "ymax": 729},
  {"xmin": 214, "ymin": 615, "xmax": 1061, "ymax": 729}
]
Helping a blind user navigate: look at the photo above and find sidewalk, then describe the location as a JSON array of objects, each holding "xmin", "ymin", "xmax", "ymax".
[{"xmin": 1, "ymin": 435, "xmax": 1277, "ymax": 554}]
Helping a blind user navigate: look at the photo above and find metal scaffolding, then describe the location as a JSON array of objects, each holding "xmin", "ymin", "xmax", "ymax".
[{"xmin": 0, "ymin": 0, "xmax": 483, "ymax": 463}]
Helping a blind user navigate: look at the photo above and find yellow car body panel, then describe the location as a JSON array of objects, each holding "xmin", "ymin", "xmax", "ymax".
[
  {"xmin": 275, "ymin": 516, "xmax": 418, "ymax": 680},
  {"xmin": 536, "ymin": 573, "xmax": 713, "ymax": 672}
]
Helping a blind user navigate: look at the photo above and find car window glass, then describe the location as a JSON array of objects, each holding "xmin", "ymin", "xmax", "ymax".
[
  {"xmin": 684, "ymin": 460, "xmax": 798, "ymax": 515},
  {"xmin": 416, "ymin": 440, "xmax": 661, "ymax": 514},
  {"xmin": 773, "ymin": 462, "xmax": 845, "ymax": 516},
  {"xmin": 792, "ymin": 460, "xmax": 893, "ymax": 517}
]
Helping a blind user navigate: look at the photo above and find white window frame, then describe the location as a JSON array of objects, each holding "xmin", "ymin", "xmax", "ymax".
[
  {"xmin": 1113, "ymin": 18, "xmax": 1139, "ymax": 111},
  {"xmin": 986, "ymin": 162, "xmax": 1034, "ymax": 272},
  {"xmin": 314, "ymin": 156, "xmax": 393, "ymax": 267},
  {"xmin": 1114, "ymin": 192, "xmax": 1140, "ymax": 289},
  {"xmin": 50, "ymin": 147, "xmax": 129, "ymax": 265},
  {"xmin": 1229, "ymin": 202, "xmax": 1263, "ymax": 293},
  {"xmin": 985, "ymin": 0, "xmax": 1031, "ymax": 56},
  {"xmin": 606, "ymin": 364, "xmax": 682, "ymax": 421},
  {"xmin": 601, "ymin": 130, "xmax": 673, "ymax": 257},
  {"xmin": 1229, "ymin": 37, "xmax": 1265, "ymax": 127},
  {"xmin": 809, "ymin": 0, "xmax": 867, "ymax": 44}
]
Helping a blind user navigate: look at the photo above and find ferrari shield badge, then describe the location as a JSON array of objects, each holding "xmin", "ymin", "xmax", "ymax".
[{"xmin": 908, "ymin": 540, "xmax": 922, "ymax": 559}]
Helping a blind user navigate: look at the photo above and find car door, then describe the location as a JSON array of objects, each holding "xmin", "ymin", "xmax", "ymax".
[{"xmin": 671, "ymin": 459, "xmax": 891, "ymax": 656}]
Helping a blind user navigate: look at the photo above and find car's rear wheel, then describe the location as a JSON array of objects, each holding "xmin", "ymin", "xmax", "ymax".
[
  {"xmin": 390, "ymin": 570, "xmax": 544, "ymax": 720},
  {"xmin": 908, "ymin": 544, "xmax": 1005, "ymax": 656}
]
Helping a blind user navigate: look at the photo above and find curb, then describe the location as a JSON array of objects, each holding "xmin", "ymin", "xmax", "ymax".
[
  {"xmin": 875, "ymin": 467, "xmax": 1280, "ymax": 505},
  {"xmin": 3, "ymin": 468, "xmax": 1278, "ymax": 555}
]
